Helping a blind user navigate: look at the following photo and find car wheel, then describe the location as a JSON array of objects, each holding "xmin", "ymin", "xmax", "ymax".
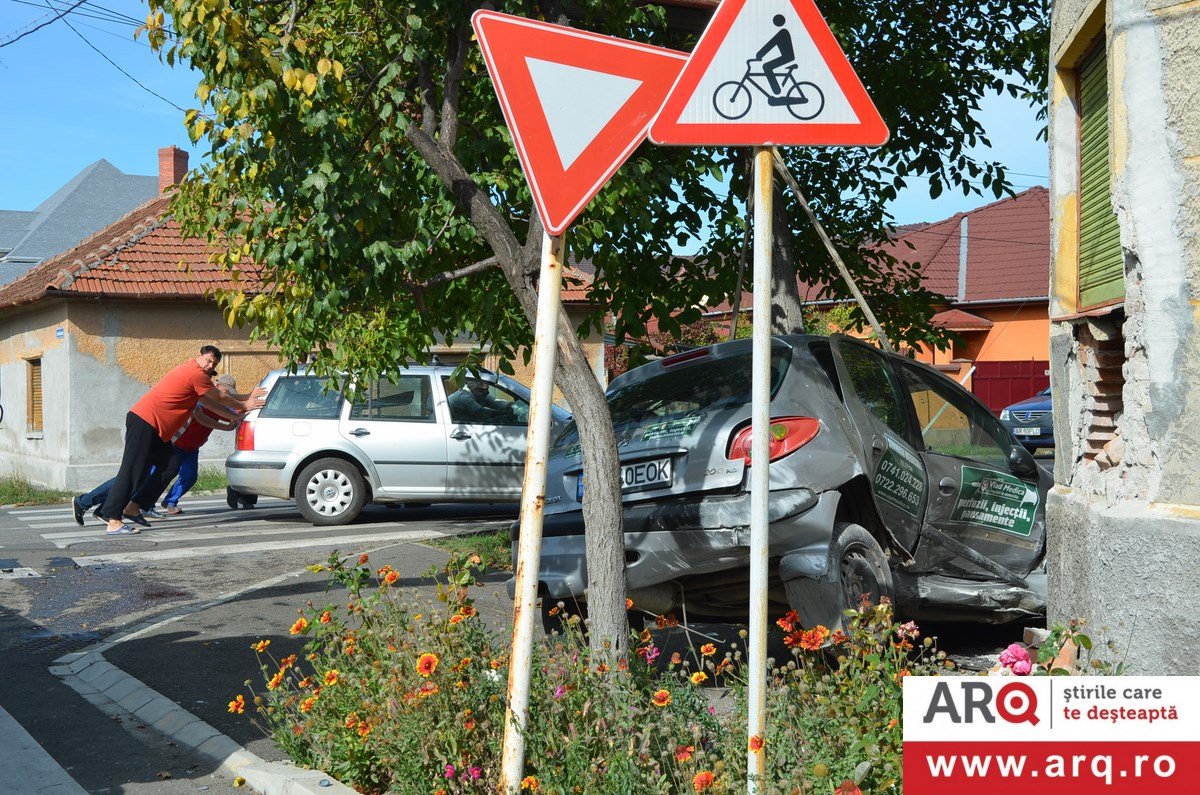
[
  {"xmin": 295, "ymin": 458, "xmax": 366, "ymax": 526},
  {"xmin": 833, "ymin": 523, "xmax": 894, "ymax": 616}
]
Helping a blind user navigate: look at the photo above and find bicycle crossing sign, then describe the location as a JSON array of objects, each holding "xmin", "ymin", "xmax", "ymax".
[
  {"xmin": 472, "ymin": 10, "xmax": 688, "ymax": 235},
  {"xmin": 649, "ymin": 0, "xmax": 888, "ymax": 146}
]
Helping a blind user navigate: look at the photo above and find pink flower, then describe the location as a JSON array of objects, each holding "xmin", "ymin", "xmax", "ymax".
[
  {"xmin": 444, "ymin": 764, "xmax": 456, "ymax": 778},
  {"xmin": 469, "ymin": 766, "xmax": 483, "ymax": 780},
  {"xmin": 999, "ymin": 643, "xmax": 1033, "ymax": 676}
]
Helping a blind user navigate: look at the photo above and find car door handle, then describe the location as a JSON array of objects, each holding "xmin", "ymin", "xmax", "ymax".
[
  {"xmin": 350, "ymin": 428, "xmax": 371, "ymax": 437},
  {"xmin": 871, "ymin": 439, "xmax": 886, "ymax": 455},
  {"xmin": 451, "ymin": 430, "xmax": 472, "ymax": 441},
  {"xmin": 938, "ymin": 477, "xmax": 956, "ymax": 495}
]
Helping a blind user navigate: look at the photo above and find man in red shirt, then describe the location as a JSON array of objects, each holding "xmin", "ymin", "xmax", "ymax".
[{"xmin": 94, "ymin": 346, "xmax": 264, "ymax": 536}]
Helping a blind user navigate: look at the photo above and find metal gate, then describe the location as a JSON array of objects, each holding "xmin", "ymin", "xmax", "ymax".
[{"xmin": 971, "ymin": 360, "xmax": 1049, "ymax": 414}]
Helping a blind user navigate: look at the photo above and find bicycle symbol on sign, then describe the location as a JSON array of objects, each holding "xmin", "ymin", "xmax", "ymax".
[{"xmin": 712, "ymin": 14, "xmax": 825, "ymax": 121}]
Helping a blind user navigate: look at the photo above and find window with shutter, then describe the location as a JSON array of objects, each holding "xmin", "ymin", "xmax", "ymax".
[
  {"xmin": 1077, "ymin": 43, "xmax": 1124, "ymax": 309},
  {"xmin": 27, "ymin": 358, "xmax": 43, "ymax": 433}
]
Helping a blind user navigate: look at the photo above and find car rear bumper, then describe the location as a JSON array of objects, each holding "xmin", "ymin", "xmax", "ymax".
[
  {"xmin": 508, "ymin": 487, "xmax": 839, "ymax": 600},
  {"xmin": 226, "ymin": 452, "xmax": 294, "ymax": 499}
]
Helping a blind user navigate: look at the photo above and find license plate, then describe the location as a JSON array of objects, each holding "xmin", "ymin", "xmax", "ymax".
[
  {"xmin": 577, "ymin": 457, "xmax": 673, "ymax": 500},
  {"xmin": 1013, "ymin": 427, "xmax": 1040, "ymax": 436}
]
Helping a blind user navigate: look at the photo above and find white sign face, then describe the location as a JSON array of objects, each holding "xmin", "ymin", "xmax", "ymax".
[
  {"xmin": 525, "ymin": 58, "xmax": 642, "ymax": 171},
  {"xmin": 650, "ymin": 0, "xmax": 888, "ymax": 146}
]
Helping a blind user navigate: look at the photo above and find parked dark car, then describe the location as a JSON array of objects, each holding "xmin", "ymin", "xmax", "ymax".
[
  {"xmin": 520, "ymin": 335, "xmax": 1050, "ymax": 630},
  {"xmin": 999, "ymin": 387, "xmax": 1053, "ymax": 452}
]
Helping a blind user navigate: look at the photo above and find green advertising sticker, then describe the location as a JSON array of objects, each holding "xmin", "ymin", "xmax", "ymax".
[
  {"xmin": 873, "ymin": 443, "xmax": 926, "ymax": 517},
  {"xmin": 641, "ymin": 416, "xmax": 701, "ymax": 442},
  {"xmin": 951, "ymin": 466, "xmax": 1039, "ymax": 537}
]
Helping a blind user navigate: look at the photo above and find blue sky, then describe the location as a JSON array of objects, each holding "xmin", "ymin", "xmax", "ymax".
[{"xmin": 0, "ymin": 0, "xmax": 1047, "ymax": 226}]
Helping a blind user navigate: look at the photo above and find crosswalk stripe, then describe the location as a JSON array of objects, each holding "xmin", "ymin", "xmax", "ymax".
[
  {"xmin": 46, "ymin": 520, "xmax": 409, "ymax": 547},
  {"xmin": 9, "ymin": 497, "xmax": 277, "ymax": 516},
  {"xmin": 72, "ymin": 529, "xmax": 446, "ymax": 566}
]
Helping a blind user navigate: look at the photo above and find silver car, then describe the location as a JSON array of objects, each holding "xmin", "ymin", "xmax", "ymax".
[
  {"xmin": 227, "ymin": 366, "xmax": 570, "ymax": 525},
  {"xmin": 530, "ymin": 335, "xmax": 1050, "ymax": 629}
]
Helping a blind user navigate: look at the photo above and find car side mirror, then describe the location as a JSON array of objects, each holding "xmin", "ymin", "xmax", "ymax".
[{"xmin": 1008, "ymin": 444, "xmax": 1038, "ymax": 478}]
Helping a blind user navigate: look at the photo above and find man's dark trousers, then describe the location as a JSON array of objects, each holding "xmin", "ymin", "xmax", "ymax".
[{"xmin": 99, "ymin": 412, "xmax": 173, "ymax": 521}]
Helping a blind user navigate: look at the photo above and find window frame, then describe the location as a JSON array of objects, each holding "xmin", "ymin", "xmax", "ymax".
[
  {"xmin": 26, "ymin": 356, "xmax": 43, "ymax": 434},
  {"xmin": 348, "ymin": 375, "xmax": 437, "ymax": 424},
  {"xmin": 896, "ymin": 360, "xmax": 1014, "ymax": 469}
]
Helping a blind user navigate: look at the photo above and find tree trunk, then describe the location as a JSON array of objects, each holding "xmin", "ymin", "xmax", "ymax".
[{"xmin": 770, "ymin": 184, "xmax": 806, "ymax": 335}]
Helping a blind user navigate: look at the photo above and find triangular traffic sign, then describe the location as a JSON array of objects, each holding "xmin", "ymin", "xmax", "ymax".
[
  {"xmin": 472, "ymin": 11, "xmax": 688, "ymax": 236},
  {"xmin": 650, "ymin": 0, "xmax": 888, "ymax": 147}
]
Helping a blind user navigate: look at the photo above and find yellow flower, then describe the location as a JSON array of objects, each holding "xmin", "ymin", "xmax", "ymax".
[
  {"xmin": 520, "ymin": 776, "xmax": 539, "ymax": 791},
  {"xmin": 690, "ymin": 671, "xmax": 708, "ymax": 685},
  {"xmin": 289, "ymin": 617, "xmax": 309, "ymax": 635},
  {"xmin": 651, "ymin": 689, "xmax": 672, "ymax": 708},
  {"xmin": 700, "ymin": 643, "xmax": 716, "ymax": 657},
  {"xmin": 299, "ymin": 695, "xmax": 318, "ymax": 713},
  {"xmin": 227, "ymin": 694, "xmax": 245, "ymax": 714},
  {"xmin": 251, "ymin": 639, "xmax": 270, "ymax": 653},
  {"xmin": 384, "ymin": 570, "xmax": 399, "ymax": 585},
  {"xmin": 323, "ymin": 669, "xmax": 340, "ymax": 686},
  {"xmin": 267, "ymin": 671, "xmax": 284, "ymax": 690}
]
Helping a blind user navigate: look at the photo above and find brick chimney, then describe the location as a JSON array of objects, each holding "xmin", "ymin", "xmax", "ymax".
[{"xmin": 158, "ymin": 145, "xmax": 189, "ymax": 192}]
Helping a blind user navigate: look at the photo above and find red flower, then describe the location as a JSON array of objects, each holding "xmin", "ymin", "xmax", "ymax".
[
  {"xmin": 776, "ymin": 610, "xmax": 800, "ymax": 632},
  {"xmin": 416, "ymin": 652, "xmax": 439, "ymax": 677},
  {"xmin": 674, "ymin": 744, "xmax": 694, "ymax": 762},
  {"xmin": 834, "ymin": 781, "xmax": 863, "ymax": 795},
  {"xmin": 749, "ymin": 734, "xmax": 765, "ymax": 752},
  {"xmin": 693, "ymin": 771, "xmax": 715, "ymax": 792}
]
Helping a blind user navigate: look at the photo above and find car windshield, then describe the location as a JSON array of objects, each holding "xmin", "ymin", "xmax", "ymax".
[{"xmin": 555, "ymin": 346, "xmax": 790, "ymax": 447}]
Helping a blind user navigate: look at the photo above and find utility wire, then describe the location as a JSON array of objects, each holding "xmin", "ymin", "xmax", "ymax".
[
  {"xmin": 0, "ymin": 0, "xmax": 87, "ymax": 48},
  {"xmin": 42, "ymin": 0, "xmax": 187, "ymax": 112}
]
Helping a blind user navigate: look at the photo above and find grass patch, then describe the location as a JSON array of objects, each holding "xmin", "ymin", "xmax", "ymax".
[
  {"xmin": 193, "ymin": 466, "xmax": 228, "ymax": 492},
  {"xmin": 0, "ymin": 476, "xmax": 72, "ymax": 506},
  {"xmin": 427, "ymin": 527, "xmax": 512, "ymax": 571}
]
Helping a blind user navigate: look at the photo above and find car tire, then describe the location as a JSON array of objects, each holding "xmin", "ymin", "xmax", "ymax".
[
  {"xmin": 295, "ymin": 458, "xmax": 367, "ymax": 526},
  {"xmin": 833, "ymin": 523, "xmax": 894, "ymax": 617},
  {"xmin": 787, "ymin": 523, "xmax": 894, "ymax": 631}
]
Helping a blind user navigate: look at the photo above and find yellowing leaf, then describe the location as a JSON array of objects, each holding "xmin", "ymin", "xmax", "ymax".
[
  {"xmin": 332, "ymin": 60, "xmax": 345, "ymax": 80},
  {"xmin": 302, "ymin": 73, "xmax": 317, "ymax": 96},
  {"xmin": 317, "ymin": 58, "xmax": 332, "ymax": 76}
]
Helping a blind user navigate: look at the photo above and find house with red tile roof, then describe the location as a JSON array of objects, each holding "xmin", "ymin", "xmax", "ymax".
[
  {"xmin": 703, "ymin": 187, "xmax": 1051, "ymax": 413},
  {"xmin": 0, "ymin": 148, "xmax": 600, "ymax": 490}
]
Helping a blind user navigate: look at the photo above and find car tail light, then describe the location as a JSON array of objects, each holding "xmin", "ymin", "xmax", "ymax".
[
  {"xmin": 661, "ymin": 348, "xmax": 710, "ymax": 367},
  {"xmin": 236, "ymin": 420, "xmax": 255, "ymax": 451},
  {"xmin": 727, "ymin": 417, "xmax": 819, "ymax": 465}
]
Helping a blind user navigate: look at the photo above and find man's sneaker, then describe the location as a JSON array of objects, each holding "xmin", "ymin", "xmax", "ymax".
[
  {"xmin": 72, "ymin": 496, "xmax": 86, "ymax": 527},
  {"xmin": 92, "ymin": 507, "xmax": 105, "ymax": 523},
  {"xmin": 123, "ymin": 513, "xmax": 151, "ymax": 529},
  {"xmin": 105, "ymin": 524, "xmax": 140, "ymax": 536},
  {"xmin": 144, "ymin": 507, "xmax": 165, "ymax": 519}
]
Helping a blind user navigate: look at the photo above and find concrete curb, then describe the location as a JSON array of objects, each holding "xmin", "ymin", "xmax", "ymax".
[{"xmin": 50, "ymin": 565, "xmax": 361, "ymax": 795}]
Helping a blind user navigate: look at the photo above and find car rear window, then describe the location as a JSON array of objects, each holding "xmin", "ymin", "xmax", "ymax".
[
  {"xmin": 608, "ymin": 347, "xmax": 790, "ymax": 430},
  {"xmin": 259, "ymin": 376, "xmax": 343, "ymax": 419}
]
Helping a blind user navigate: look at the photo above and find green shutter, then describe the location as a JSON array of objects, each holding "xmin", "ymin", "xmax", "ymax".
[{"xmin": 1078, "ymin": 44, "xmax": 1124, "ymax": 308}]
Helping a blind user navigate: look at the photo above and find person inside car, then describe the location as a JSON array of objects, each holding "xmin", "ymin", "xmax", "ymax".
[{"xmin": 447, "ymin": 377, "xmax": 515, "ymax": 423}]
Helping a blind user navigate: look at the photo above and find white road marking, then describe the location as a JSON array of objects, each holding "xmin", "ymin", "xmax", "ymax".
[
  {"xmin": 45, "ymin": 520, "xmax": 409, "ymax": 547},
  {"xmin": 72, "ymin": 529, "xmax": 445, "ymax": 566}
]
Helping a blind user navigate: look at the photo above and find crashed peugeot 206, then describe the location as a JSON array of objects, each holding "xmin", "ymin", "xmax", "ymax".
[{"xmin": 518, "ymin": 334, "xmax": 1050, "ymax": 631}]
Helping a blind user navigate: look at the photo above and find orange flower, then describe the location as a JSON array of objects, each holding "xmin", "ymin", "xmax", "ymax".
[
  {"xmin": 700, "ymin": 643, "xmax": 717, "ymax": 657},
  {"xmin": 227, "ymin": 694, "xmax": 245, "ymax": 714},
  {"xmin": 671, "ymin": 652, "xmax": 682, "ymax": 665},
  {"xmin": 830, "ymin": 629, "xmax": 849, "ymax": 645},
  {"xmin": 459, "ymin": 604, "xmax": 477, "ymax": 618},
  {"xmin": 693, "ymin": 771, "xmax": 715, "ymax": 792},
  {"xmin": 344, "ymin": 713, "xmax": 359, "ymax": 729},
  {"xmin": 776, "ymin": 610, "xmax": 799, "ymax": 632},
  {"xmin": 323, "ymin": 669, "xmax": 340, "ymax": 686},
  {"xmin": 358, "ymin": 553, "xmax": 370, "ymax": 565},
  {"xmin": 251, "ymin": 639, "xmax": 271, "ymax": 652},
  {"xmin": 299, "ymin": 696, "xmax": 318, "ymax": 713},
  {"xmin": 463, "ymin": 718, "xmax": 476, "ymax": 731},
  {"xmin": 799, "ymin": 626, "xmax": 830, "ymax": 651},
  {"xmin": 267, "ymin": 671, "xmax": 284, "ymax": 690},
  {"xmin": 714, "ymin": 658, "xmax": 733, "ymax": 677},
  {"xmin": 595, "ymin": 663, "xmax": 609, "ymax": 675},
  {"xmin": 749, "ymin": 735, "xmax": 765, "ymax": 752},
  {"xmin": 416, "ymin": 652, "xmax": 439, "ymax": 677},
  {"xmin": 292, "ymin": 723, "xmax": 305, "ymax": 736},
  {"xmin": 319, "ymin": 611, "xmax": 332, "ymax": 624},
  {"xmin": 417, "ymin": 681, "xmax": 440, "ymax": 698},
  {"xmin": 783, "ymin": 630, "xmax": 805, "ymax": 649},
  {"xmin": 651, "ymin": 689, "xmax": 672, "ymax": 708},
  {"xmin": 357, "ymin": 722, "xmax": 371, "ymax": 739},
  {"xmin": 384, "ymin": 570, "xmax": 399, "ymax": 585},
  {"xmin": 489, "ymin": 659, "xmax": 504, "ymax": 670},
  {"xmin": 626, "ymin": 597, "xmax": 634, "ymax": 610},
  {"xmin": 289, "ymin": 617, "xmax": 309, "ymax": 635},
  {"xmin": 894, "ymin": 669, "xmax": 910, "ymax": 685},
  {"xmin": 280, "ymin": 654, "xmax": 298, "ymax": 669},
  {"xmin": 520, "ymin": 776, "xmax": 539, "ymax": 791},
  {"xmin": 690, "ymin": 672, "xmax": 708, "ymax": 685},
  {"xmin": 674, "ymin": 744, "xmax": 694, "ymax": 762},
  {"xmin": 298, "ymin": 676, "xmax": 314, "ymax": 689},
  {"xmin": 834, "ymin": 781, "xmax": 863, "ymax": 795},
  {"xmin": 449, "ymin": 614, "xmax": 465, "ymax": 625}
]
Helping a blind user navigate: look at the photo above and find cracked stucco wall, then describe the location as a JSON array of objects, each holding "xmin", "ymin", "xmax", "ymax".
[{"xmin": 1048, "ymin": 0, "xmax": 1200, "ymax": 673}]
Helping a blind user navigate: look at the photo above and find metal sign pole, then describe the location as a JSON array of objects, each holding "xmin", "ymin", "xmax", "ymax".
[
  {"xmin": 499, "ymin": 230, "xmax": 565, "ymax": 793},
  {"xmin": 747, "ymin": 145, "xmax": 774, "ymax": 792}
]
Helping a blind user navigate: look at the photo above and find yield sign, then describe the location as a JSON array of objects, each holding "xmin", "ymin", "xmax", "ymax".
[
  {"xmin": 649, "ymin": 0, "xmax": 888, "ymax": 147},
  {"xmin": 472, "ymin": 11, "xmax": 688, "ymax": 236}
]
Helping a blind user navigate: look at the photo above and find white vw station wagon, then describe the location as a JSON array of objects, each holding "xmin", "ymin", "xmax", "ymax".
[{"xmin": 226, "ymin": 366, "xmax": 570, "ymax": 525}]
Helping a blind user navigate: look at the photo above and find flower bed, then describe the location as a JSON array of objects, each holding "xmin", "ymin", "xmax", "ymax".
[{"xmin": 237, "ymin": 552, "xmax": 978, "ymax": 794}]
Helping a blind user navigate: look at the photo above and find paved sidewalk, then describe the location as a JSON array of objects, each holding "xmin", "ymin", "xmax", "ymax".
[
  {"xmin": 52, "ymin": 540, "xmax": 509, "ymax": 794},
  {"xmin": 0, "ymin": 704, "xmax": 88, "ymax": 794}
]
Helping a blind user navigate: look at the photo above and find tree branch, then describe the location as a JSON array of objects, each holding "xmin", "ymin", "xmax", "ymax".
[
  {"xmin": 411, "ymin": 256, "xmax": 499, "ymax": 288},
  {"xmin": 417, "ymin": 61, "xmax": 437, "ymax": 137},
  {"xmin": 438, "ymin": 20, "xmax": 469, "ymax": 148}
]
